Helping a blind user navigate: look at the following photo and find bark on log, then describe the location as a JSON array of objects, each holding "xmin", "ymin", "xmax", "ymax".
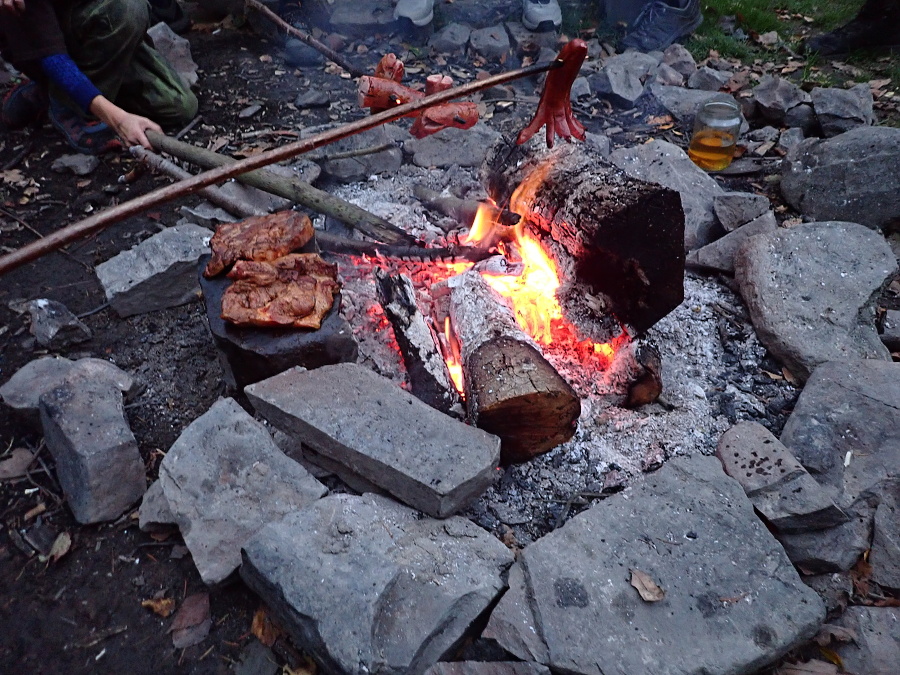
[
  {"xmin": 482, "ymin": 139, "xmax": 685, "ymax": 342},
  {"xmin": 445, "ymin": 270, "xmax": 580, "ymax": 464},
  {"xmin": 374, "ymin": 269, "xmax": 464, "ymax": 418}
]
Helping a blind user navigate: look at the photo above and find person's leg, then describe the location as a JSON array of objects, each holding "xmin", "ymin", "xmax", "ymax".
[{"xmin": 806, "ymin": 0, "xmax": 900, "ymax": 54}]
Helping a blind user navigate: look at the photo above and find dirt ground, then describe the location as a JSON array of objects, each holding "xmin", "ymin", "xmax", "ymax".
[{"xmin": 0, "ymin": 12, "xmax": 898, "ymax": 675}]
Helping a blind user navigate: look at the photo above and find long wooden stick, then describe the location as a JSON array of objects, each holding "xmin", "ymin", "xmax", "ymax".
[{"xmin": 0, "ymin": 59, "xmax": 560, "ymax": 277}]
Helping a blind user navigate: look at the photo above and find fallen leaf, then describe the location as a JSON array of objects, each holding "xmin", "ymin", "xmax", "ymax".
[
  {"xmin": 142, "ymin": 597, "xmax": 176, "ymax": 618},
  {"xmin": 851, "ymin": 556, "xmax": 872, "ymax": 598},
  {"xmin": 813, "ymin": 623, "xmax": 857, "ymax": 646},
  {"xmin": 762, "ymin": 370, "xmax": 783, "ymax": 380},
  {"xmin": 169, "ymin": 593, "xmax": 211, "ymax": 648},
  {"xmin": 251, "ymin": 607, "xmax": 283, "ymax": 647},
  {"xmin": 818, "ymin": 646, "xmax": 843, "ymax": 668},
  {"xmin": 778, "ymin": 660, "xmax": 839, "ymax": 674},
  {"xmin": 782, "ymin": 367, "xmax": 800, "ymax": 386},
  {"xmin": 39, "ymin": 531, "xmax": 72, "ymax": 563},
  {"xmin": 630, "ymin": 569, "xmax": 665, "ymax": 602},
  {"xmin": 0, "ymin": 448, "xmax": 35, "ymax": 480}
]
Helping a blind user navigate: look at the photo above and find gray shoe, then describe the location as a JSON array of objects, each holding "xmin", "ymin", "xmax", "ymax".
[
  {"xmin": 619, "ymin": 0, "xmax": 702, "ymax": 52},
  {"xmin": 394, "ymin": 0, "xmax": 434, "ymax": 27},
  {"xmin": 522, "ymin": 0, "xmax": 562, "ymax": 32}
]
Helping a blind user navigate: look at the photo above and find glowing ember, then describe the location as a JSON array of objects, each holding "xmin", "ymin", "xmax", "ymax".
[{"xmin": 443, "ymin": 317, "xmax": 465, "ymax": 394}]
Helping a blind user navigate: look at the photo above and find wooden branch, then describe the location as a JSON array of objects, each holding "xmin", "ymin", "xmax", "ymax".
[
  {"xmin": 444, "ymin": 269, "xmax": 580, "ymax": 463},
  {"xmin": 0, "ymin": 58, "xmax": 561, "ymax": 277},
  {"xmin": 146, "ymin": 131, "xmax": 411, "ymax": 245},
  {"xmin": 244, "ymin": 0, "xmax": 364, "ymax": 78},
  {"xmin": 412, "ymin": 185, "xmax": 520, "ymax": 230},
  {"xmin": 375, "ymin": 269, "xmax": 463, "ymax": 417}
]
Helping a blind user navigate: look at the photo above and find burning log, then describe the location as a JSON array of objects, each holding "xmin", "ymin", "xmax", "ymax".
[
  {"xmin": 375, "ymin": 269, "xmax": 464, "ymax": 418},
  {"xmin": 441, "ymin": 270, "xmax": 580, "ymax": 464}
]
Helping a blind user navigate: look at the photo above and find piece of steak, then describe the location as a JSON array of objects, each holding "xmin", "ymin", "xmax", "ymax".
[
  {"xmin": 204, "ymin": 211, "xmax": 314, "ymax": 278},
  {"xmin": 220, "ymin": 253, "xmax": 340, "ymax": 329}
]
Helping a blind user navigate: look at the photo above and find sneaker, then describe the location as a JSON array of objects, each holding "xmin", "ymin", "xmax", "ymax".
[
  {"xmin": 1, "ymin": 81, "xmax": 49, "ymax": 130},
  {"xmin": 49, "ymin": 100, "xmax": 123, "ymax": 155},
  {"xmin": 619, "ymin": 0, "xmax": 702, "ymax": 53},
  {"xmin": 805, "ymin": 19, "xmax": 900, "ymax": 55},
  {"xmin": 523, "ymin": 0, "xmax": 562, "ymax": 32},
  {"xmin": 394, "ymin": 0, "xmax": 434, "ymax": 27},
  {"xmin": 149, "ymin": 0, "xmax": 191, "ymax": 33}
]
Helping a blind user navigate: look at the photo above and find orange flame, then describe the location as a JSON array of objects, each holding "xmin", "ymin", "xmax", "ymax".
[{"xmin": 444, "ymin": 317, "xmax": 464, "ymax": 394}]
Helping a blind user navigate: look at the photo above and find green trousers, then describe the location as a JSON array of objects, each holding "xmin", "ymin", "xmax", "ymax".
[{"xmin": 56, "ymin": 0, "xmax": 198, "ymax": 126}]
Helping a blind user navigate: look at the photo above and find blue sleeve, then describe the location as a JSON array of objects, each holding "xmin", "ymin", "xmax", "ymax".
[{"xmin": 40, "ymin": 54, "xmax": 103, "ymax": 114}]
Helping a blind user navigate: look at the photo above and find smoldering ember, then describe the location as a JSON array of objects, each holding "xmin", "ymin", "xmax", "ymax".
[{"xmin": 1, "ymin": 1, "xmax": 899, "ymax": 674}]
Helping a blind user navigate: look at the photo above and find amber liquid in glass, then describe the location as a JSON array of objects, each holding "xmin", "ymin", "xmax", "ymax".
[{"xmin": 687, "ymin": 129, "xmax": 737, "ymax": 171}]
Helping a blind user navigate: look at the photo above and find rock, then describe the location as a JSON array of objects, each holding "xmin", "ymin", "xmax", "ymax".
[
  {"xmin": 713, "ymin": 191, "xmax": 771, "ymax": 232},
  {"xmin": 811, "ymin": 83, "xmax": 874, "ymax": 138},
  {"xmin": 504, "ymin": 21, "xmax": 558, "ymax": 54},
  {"xmin": 328, "ymin": 0, "xmax": 396, "ymax": 38},
  {"xmin": 783, "ymin": 103, "xmax": 817, "ymax": 136},
  {"xmin": 245, "ymin": 363, "xmax": 501, "ymax": 518},
  {"xmin": 138, "ymin": 480, "xmax": 176, "ymax": 530},
  {"xmin": 653, "ymin": 62, "xmax": 683, "ymax": 86},
  {"xmin": 405, "ymin": 122, "xmax": 502, "ymax": 169},
  {"xmin": 752, "ymin": 75, "xmax": 811, "ymax": 124},
  {"xmin": 28, "ymin": 298, "xmax": 91, "ymax": 349},
  {"xmin": 283, "ymin": 38, "xmax": 324, "ymax": 67},
  {"xmin": 484, "ymin": 455, "xmax": 825, "ymax": 675},
  {"xmin": 94, "ymin": 224, "xmax": 212, "ymax": 318},
  {"xmin": 429, "ymin": 22, "xmax": 471, "ymax": 53},
  {"xmin": 687, "ymin": 65, "xmax": 731, "ymax": 91},
  {"xmin": 469, "ymin": 25, "xmax": 510, "ymax": 61},
  {"xmin": 778, "ymin": 360, "xmax": 900, "ymax": 572},
  {"xmin": 309, "ymin": 124, "xmax": 402, "ymax": 182},
  {"xmin": 802, "ymin": 573, "xmax": 852, "ymax": 616},
  {"xmin": 233, "ymin": 640, "xmax": 279, "ymax": 675},
  {"xmin": 50, "ymin": 154, "xmax": 99, "ymax": 176},
  {"xmin": 776, "ymin": 126, "xmax": 805, "ymax": 154},
  {"xmin": 215, "ymin": 177, "xmax": 291, "ymax": 214},
  {"xmin": 0, "ymin": 356, "xmax": 139, "ymax": 427},
  {"xmin": 747, "ymin": 126, "xmax": 779, "ymax": 143},
  {"xmin": 240, "ymin": 493, "xmax": 514, "ymax": 674},
  {"xmin": 158, "ymin": 398, "xmax": 327, "ymax": 584},
  {"xmin": 592, "ymin": 51, "xmax": 659, "ymax": 106},
  {"xmin": 610, "ymin": 139, "xmax": 725, "ymax": 250},
  {"xmin": 734, "ymin": 222, "xmax": 896, "ymax": 383},
  {"xmin": 716, "ymin": 421, "xmax": 848, "ymax": 533},
  {"xmin": 869, "ymin": 480, "xmax": 900, "ymax": 589},
  {"xmin": 199, "ymin": 267, "xmax": 358, "ymax": 389},
  {"xmin": 39, "ymin": 379, "xmax": 145, "ymax": 524},
  {"xmin": 882, "ymin": 309, "xmax": 900, "ymax": 351},
  {"xmin": 686, "ymin": 210, "xmax": 777, "ymax": 274},
  {"xmin": 294, "ymin": 89, "xmax": 330, "ymax": 108},
  {"xmin": 148, "ymin": 22, "xmax": 199, "ymax": 88},
  {"xmin": 178, "ymin": 202, "xmax": 234, "ymax": 228},
  {"xmin": 238, "ymin": 103, "xmax": 263, "ymax": 119},
  {"xmin": 780, "ymin": 126, "xmax": 900, "ymax": 230},
  {"xmin": 834, "ymin": 606, "xmax": 900, "ymax": 675},
  {"xmin": 661, "ymin": 43, "xmax": 697, "ymax": 78},
  {"xmin": 425, "ymin": 664, "xmax": 550, "ymax": 675}
]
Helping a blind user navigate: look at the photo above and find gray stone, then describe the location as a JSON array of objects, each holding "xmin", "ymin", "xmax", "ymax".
[
  {"xmin": 747, "ymin": 126, "xmax": 779, "ymax": 143},
  {"xmin": 734, "ymin": 222, "xmax": 896, "ymax": 383},
  {"xmin": 309, "ymin": 124, "xmax": 402, "ymax": 182},
  {"xmin": 469, "ymin": 25, "xmax": 510, "ymax": 61},
  {"xmin": 654, "ymin": 62, "xmax": 684, "ymax": 86},
  {"xmin": 238, "ymin": 103, "xmax": 262, "ymax": 119},
  {"xmin": 592, "ymin": 51, "xmax": 659, "ymax": 106},
  {"xmin": 714, "ymin": 191, "xmax": 771, "ymax": 231},
  {"xmin": 429, "ymin": 22, "xmax": 471, "ymax": 54},
  {"xmin": 802, "ymin": 573, "xmax": 852, "ymax": 616},
  {"xmin": 328, "ymin": 0, "xmax": 396, "ymax": 37},
  {"xmin": 870, "ymin": 480, "xmax": 900, "ymax": 589},
  {"xmin": 484, "ymin": 455, "xmax": 825, "ymax": 675},
  {"xmin": 405, "ymin": 122, "xmax": 502, "ymax": 169},
  {"xmin": 240, "ymin": 493, "xmax": 514, "ymax": 675},
  {"xmin": 283, "ymin": 38, "xmax": 324, "ymax": 67},
  {"xmin": 687, "ymin": 65, "xmax": 731, "ymax": 91},
  {"xmin": 138, "ymin": 480, "xmax": 176, "ymax": 530},
  {"xmin": 425, "ymin": 664, "xmax": 551, "ymax": 675},
  {"xmin": 753, "ymin": 75, "xmax": 811, "ymax": 124},
  {"xmin": 686, "ymin": 210, "xmax": 777, "ymax": 274},
  {"xmin": 294, "ymin": 89, "xmax": 330, "ymax": 108},
  {"xmin": 159, "ymin": 398, "xmax": 326, "ymax": 584},
  {"xmin": 95, "ymin": 224, "xmax": 212, "ymax": 318},
  {"xmin": 28, "ymin": 298, "xmax": 91, "ymax": 349},
  {"xmin": 233, "ymin": 640, "xmax": 279, "ymax": 675},
  {"xmin": 50, "ymin": 154, "xmax": 99, "ymax": 176},
  {"xmin": 882, "ymin": 309, "xmax": 900, "ymax": 351},
  {"xmin": 570, "ymin": 75, "xmax": 591, "ymax": 100},
  {"xmin": 178, "ymin": 203, "xmax": 235, "ymax": 228},
  {"xmin": 215, "ymin": 175, "xmax": 291, "ymax": 214},
  {"xmin": 781, "ymin": 126, "xmax": 900, "ymax": 230},
  {"xmin": 0, "ymin": 356, "xmax": 138, "ymax": 427},
  {"xmin": 647, "ymin": 83, "xmax": 723, "ymax": 121},
  {"xmin": 39, "ymin": 379, "xmax": 145, "ymax": 524},
  {"xmin": 811, "ymin": 83, "xmax": 874, "ymax": 138},
  {"xmin": 783, "ymin": 103, "xmax": 817, "ymax": 135},
  {"xmin": 610, "ymin": 139, "xmax": 725, "ymax": 250},
  {"xmin": 148, "ymin": 22, "xmax": 199, "ymax": 89},
  {"xmin": 245, "ymin": 363, "xmax": 501, "ymax": 518},
  {"xmin": 776, "ymin": 126, "xmax": 805, "ymax": 154},
  {"xmin": 777, "ymin": 512, "xmax": 873, "ymax": 574},
  {"xmin": 835, "ymin": 607, "xmax": 900, "ymax": 675},
  {"xmin": 661, "ymin": 43, "xmax": 697, "ymax": 78},
  {"xmin": 504, "ymin": 21, "xmax": 558, "ymax": 54},
  {"xmin": 716, "ymin": 421, "xmax": 848, "ymax": 533}
]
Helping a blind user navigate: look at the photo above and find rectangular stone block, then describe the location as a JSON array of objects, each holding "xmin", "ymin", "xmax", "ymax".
[{"xmin": 245, "ymin": 363, "xmax": 501, "ymax": 517}]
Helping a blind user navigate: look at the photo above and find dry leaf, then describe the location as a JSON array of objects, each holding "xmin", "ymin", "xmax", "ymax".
[
  {"xmin": 782, "ymin": 367, "xmax": 800, "ymax": 386},
  {"xmin": 169, "ymin": 593, "xmax": 211, "ymax": 649},
  {"xmin": 39, "ymin": 531, "xmax": 72, "ymax": 563},
  {"xmin": 851, "ymin": 556, "xmax": 873, "ymax": 598},
  {"xmin": 0, "ymin": 448, "xmax": 35, "ymax": 480},
  {"xmin": 630, "ymin": 569, "xmax": 665, "ymax": 602},
  {"xmin": 813, "ymin": 624, "xmax": 857, "ymax": 647},
  {"xmin": 818, "ymin": 646, "xmax": 843, "ymax": 668},
  {"xmin": 778, "ymin": 660, "xmax": 839, "ymax": 675},
  {"xmin": 251, "ymin": 607, "xmax": 283, "ymax": 647},
  {"xmin": 142, "ymin": 597, "xmax": 176, "ymax": 618}
]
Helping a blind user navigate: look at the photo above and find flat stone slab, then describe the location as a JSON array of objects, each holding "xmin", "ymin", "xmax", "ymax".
[
  {"xmin": 686, "ymin": 210, "xmax": 776, "ymax": 274},
  {"xmin": 240, "ymin": 493, "xmax": 514, "ymax": 674},
  {"xmin": 158, "ymin": 398, "xmax": 327, "ymax": 584},
  {"xmin": 405, "ymin": 123, "xmax": 502, "ymax": 169},
  {"xmin": 484, "ymin": 455, "xmax": 825, "ymax": 675},
  {"xmin": 0, "ymin": 355, "xmax": 138, "ymax": 428},
  {"xmin": 425, "ymin": 664, "xmax": 550, "ymax": 675},
  {"xmin": 245, "ymin": 363, "xmax": 501, "ymax": 518},
  {"xmin": 835, "ymin": 606, "xmax": 900, "ymax": 675},
  {"xmin": 95, "ymin": 223, "xmax": 212, "ymax": 318},
  {"xmin": 713, "ymin": 192, "xmax": 771, "ymax": 232},
  {"xmin": 716, "ymin": 421, "xmax": 847, "ymax": 533},
  {"xmin": 39, "ymin": 379, "xmax": 146, "ymax": 524},
  {"xmin": 734, "ymin": 221, "xmax": 896, "ymax": 383},
  {"xmin": 28, "ymin": 298, "xmax": 91, "ymax": 349}
]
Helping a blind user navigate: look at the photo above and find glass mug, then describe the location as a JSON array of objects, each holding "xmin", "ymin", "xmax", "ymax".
[{"xmin": 687, "ymin": 94, "xmax": 742, "ymax": 171}]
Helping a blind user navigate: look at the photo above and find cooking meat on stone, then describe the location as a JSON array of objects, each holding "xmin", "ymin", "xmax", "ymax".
[
  {"xmin": 203, "ymin": 211, "xmax": 314, "ymax": 278},
  {"xmin": 220, "ymin": 253, "xmax": 340, "ymax": 329}
]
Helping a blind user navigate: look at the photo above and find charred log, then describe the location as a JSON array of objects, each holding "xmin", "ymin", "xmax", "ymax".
[
  {"xmin": 443, "ymin": 270, "xmax": 580, "ymax": 464},
  {"xmin": 374, "ymin": 269, "xmax": 464, "ymax": 418},
  {"xmin": 482, "ymin": 139, "xmax": 685, "ymax": 342}
]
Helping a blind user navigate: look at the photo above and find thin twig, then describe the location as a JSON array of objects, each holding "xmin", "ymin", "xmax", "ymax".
[
  {"xmin": 174, "ymin": 114, "xmax": 202, "ymax": 141},
  {"xmin": 306, "ymin": 142, "xmax": 395, "ymax": 162}
]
